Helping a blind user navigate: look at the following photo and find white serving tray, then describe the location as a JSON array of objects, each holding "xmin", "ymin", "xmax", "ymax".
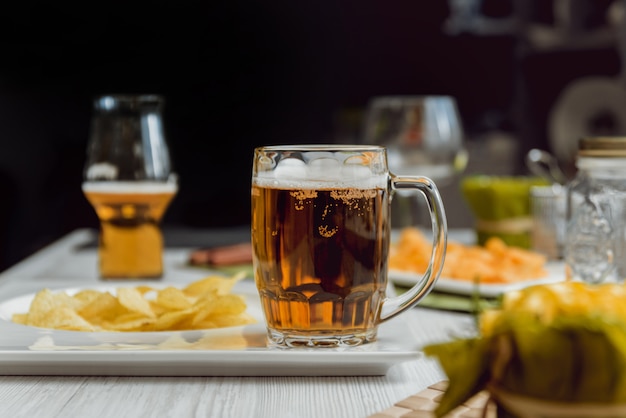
[{"xmin": 0, "ymin": 280, "xmax": 421, "ymax": 376}]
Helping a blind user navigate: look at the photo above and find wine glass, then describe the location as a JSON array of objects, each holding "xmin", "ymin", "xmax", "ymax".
[
  {"xmin": 362, "ymin": 95, "xmax": 467, "ymax": 227},
  {"xmin": 82, "ymin": 94, "xmax": 178, "ymax": 279}
]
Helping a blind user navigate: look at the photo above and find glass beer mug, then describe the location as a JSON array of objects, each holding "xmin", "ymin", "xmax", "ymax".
[
  {"xmin": 251, "ymin": 145, "xmax": 447, "ymax": 348},
  {"xmin": 82, "ymin": 94, "xmax": 178, "ymax": 279}
]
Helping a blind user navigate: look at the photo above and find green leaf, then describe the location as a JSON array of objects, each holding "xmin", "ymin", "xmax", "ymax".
[{"xmin": 423, "ymin": 338, "xmax": 491, "ymax": 417}]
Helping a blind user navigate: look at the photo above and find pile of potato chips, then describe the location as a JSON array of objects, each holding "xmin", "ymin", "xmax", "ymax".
[
  {"xmin": 390, "ymin": 227, "xmax": 548, "ymax": 283},
  {"xmin": 11, "ymin": 273, "xmax": 256, "ymax": 332}
]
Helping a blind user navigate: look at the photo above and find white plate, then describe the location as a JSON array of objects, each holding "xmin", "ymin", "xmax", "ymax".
[
  {"xmin": 390, "ymin": 261, "xmax": 567, "ymax": 298},
  {"xmin": 0, "ymin": 280, "xmax": 421, "ymax": 376}
]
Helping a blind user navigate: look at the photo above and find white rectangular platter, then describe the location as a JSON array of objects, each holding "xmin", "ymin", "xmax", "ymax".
[{"xmin": 0, "ymin": 280, "xmax": 421, "ymax": 376}]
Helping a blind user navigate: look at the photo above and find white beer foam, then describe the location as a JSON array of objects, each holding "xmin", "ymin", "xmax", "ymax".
[
  {"xmin": 255, "ymin": 159, "xmax": 387, "ymax": 189},
  {"xmin": 308, "ymin": 157, "xmax": 341, "ymax": 179},
  {"xmin": 273, "ymin": 157, "xmax": 308, "ymax": 180},
  {"xmin": 86, "ymin": 163, "xmax": 118, "ymax": 180},
  {"xmin": 82, "ymin": 181, "xmax": 179, "ymax": 194},
  {"xmin": 341, "ymin": 164, "xmax": 373, "ymax": 180}
]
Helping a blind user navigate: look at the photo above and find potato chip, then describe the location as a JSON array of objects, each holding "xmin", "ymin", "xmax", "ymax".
[
  {"xmin": 12, "ymin": 313, "xmax": 27, "ymax": 325},
  {"xmin": 154, "ymin": 307, "xmax": 198, "ymax": 331},
  {"xmin": 183, "ymin": 272, "xmax": 245, "ymax": 297},
  {"xmin": 194, "ymin": 312, "xmax": 256, "ymax": 330},
  {"xmin": 104, "ymin": 312, "xmax": 157, "ymax": 332},
  {"xmin": 26, "ymin": 289, "xmax": 114, "ymax": 330},
  {"xmin": 116, "ymin": 287, "xmax": 156, "ymax": 318},
  {"xmin": 28, "ymin": 289, "xmax": 82, "ymax": 316},
  {"xmin": 32, "ymin": 306, "xmax": 94, "ymax": 331},
  {"xmin": 72, "ymin": 289, "xmax": 104, "ymax": 307},
  {"xmin": 135, "ymin": 285, "xmax": 156, "ymax": 295},
  {"xmin": 11, "ymin": 273, "xmax": 255, "ymax": 332},
  {"xmin": 207, "ymin": 294, "xmax": 246, "ymax": 316},
  {"xmin": 155, "ymin": 287, "xmax": 193, "ymax": 311},
  {"xmin": 78, "ymin": 292, "xmax": 125, "ymax": 323}
]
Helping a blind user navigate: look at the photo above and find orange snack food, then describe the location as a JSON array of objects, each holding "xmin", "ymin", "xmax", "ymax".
[{"xmin": 389, "ymin": 227, "xmax": 548, "ymax": 284}]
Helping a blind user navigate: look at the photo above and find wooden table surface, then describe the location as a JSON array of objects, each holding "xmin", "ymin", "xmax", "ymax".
[{"xmin": 0, "ymin": 228, "xmax": 474, "ymax": 418}]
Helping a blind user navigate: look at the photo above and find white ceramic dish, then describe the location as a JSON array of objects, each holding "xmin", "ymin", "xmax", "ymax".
[
  {"xmin": 390, "ymin": 261, "xmax": 567, "ymax": 298},
  {"xmin": 0, "ymin": 280, "xmax": 421, "ymax": 376}
]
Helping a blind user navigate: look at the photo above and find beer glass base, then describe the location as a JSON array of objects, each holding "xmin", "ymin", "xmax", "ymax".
[{"xmin": 266, "ymin": 328, "xmax": 378, "ymax": 348}]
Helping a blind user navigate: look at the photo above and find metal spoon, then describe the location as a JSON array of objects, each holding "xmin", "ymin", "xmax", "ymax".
[{"xmin": 525, "ymin": 148, "xmax": 568, "ymax": 185}]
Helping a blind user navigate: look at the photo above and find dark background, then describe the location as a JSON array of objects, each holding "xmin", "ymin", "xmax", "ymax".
[{"xmin": 0, "ymin": 0, "xmax": 621, "ymax": 271}]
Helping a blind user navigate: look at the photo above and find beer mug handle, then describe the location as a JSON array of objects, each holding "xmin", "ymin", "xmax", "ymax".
[{"xmin": 379, "ymin": 175, "xmax": 447, "ymax": 323}]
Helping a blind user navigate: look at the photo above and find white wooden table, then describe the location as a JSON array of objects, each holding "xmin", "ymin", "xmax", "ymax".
[{"xmin": 0, "ymin": 228, "xmax": 474, "ymax": 418}]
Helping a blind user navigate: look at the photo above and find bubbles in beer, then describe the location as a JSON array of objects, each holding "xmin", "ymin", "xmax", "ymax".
[
  {"xmin": 251, "ymin": 183, "xmax": 389, "ymax": 344},
  {"xmin": 331, "ymin": 189, "xmax": 378, "ymax": 211},
  {"xmin": 318, "ymin": 224, "xmax": 338, "ymax": 238},
  {"xmin": 318, "ymin": 203, "xmax": 338, "ymax": 237},
  {"xmin": 290, "ymin": 189, "xmax": 317, "ymax": 211}
]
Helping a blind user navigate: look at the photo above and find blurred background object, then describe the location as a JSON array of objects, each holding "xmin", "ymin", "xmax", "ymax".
[
  {"xmin": 361, "ymin": 95, "xmax": 467, "ymax": 228},
  {"xmin": 524, "ymin": 148, "xmax": 568, "ymax": 185},
  {"xmin": 530, "ymin": 184, "xmax": 566, "ymax": 260},
  {"xmin": 461, "ymin": 175, "xmax": 549, "ymax": 248},
  {"xmin": 362, "ymin": 96, "xmax": 467, "ymax": 185},
  {"xmin": 0, "ymin": 0, "xmax": 624, "ymax": 272}
]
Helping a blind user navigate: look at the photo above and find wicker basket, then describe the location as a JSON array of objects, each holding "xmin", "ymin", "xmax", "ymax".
[{"xmin": 489, "ymin": 385, "xmax": 626, "ymax": 418}]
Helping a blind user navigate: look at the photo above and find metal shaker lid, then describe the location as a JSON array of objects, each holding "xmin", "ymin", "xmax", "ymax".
[{"xmin": 578, "ymin": 136, "xmax": 626, "ymax": 157}]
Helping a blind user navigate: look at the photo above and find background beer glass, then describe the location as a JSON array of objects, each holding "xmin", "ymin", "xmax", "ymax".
[
  {"xmin": 251, "ymin": 145, "xmax": 447, "ymax": 348},
  {"xmin": 82, "ymin": 94, "xmax": 178, "ymax": 279},
  {"xmin": 362, "ymin": 96, "xmax": 466, "ymax": 228}
]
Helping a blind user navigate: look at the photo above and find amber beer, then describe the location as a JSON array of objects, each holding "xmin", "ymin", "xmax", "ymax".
[
  {"xmin": 82, "ymin": 181, "xmax": 177, "ymax": 279},
  {"xmin": 251, "ymin": 181, "xmax": 390, "ymax": 346},
  {"xmin": 252, "ymin": 145, "xmax": 447, "ymax": 348}
]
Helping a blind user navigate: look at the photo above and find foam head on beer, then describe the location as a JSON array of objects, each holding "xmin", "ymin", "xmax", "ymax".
[
  {"xmin": 272, "ymin": 157, "xmax": 308, "ymax": 180},
  {"xmin": 86, "ymin": 162, "xmax": 119, "ymax": 181},
  {"xmin": 258, "ymin": 152, "xmax": 387, "ymax": 188}
]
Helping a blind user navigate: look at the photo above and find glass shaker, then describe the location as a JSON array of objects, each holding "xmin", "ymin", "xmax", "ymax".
[{"xmin": 564, "ymin": 137, "xmax": 626, "ymax": 283}]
